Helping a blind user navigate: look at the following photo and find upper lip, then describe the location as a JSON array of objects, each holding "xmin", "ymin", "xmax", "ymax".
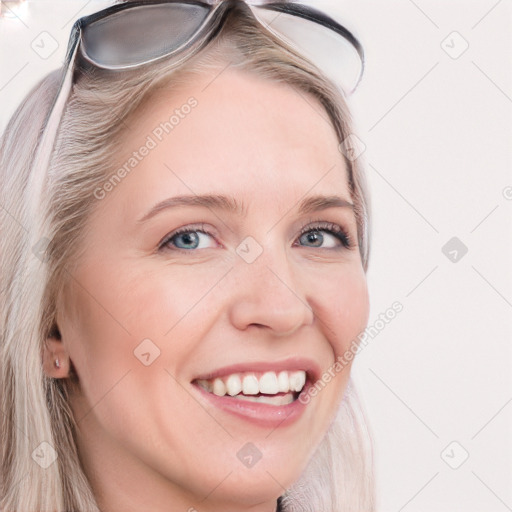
[{"xmin": 191, "ymin": 357, "xmax": 321, "ymax": 384}]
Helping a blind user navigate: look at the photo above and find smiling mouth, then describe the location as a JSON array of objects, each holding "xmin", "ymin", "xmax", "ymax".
[{"xmin": 193, "ymin": 369, "xmax": 307, "ymax": 406}]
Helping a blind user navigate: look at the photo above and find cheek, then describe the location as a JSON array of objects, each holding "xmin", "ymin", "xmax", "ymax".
[
  {"xmin": 63, "ymin": 260, "xmax": 227, "ymax": 378},
  {"xmin": 117, "ymin": 263, "xmax": 233, "ymax": 361},
  {"xmin": 312, "ymin": 263, "xmax": 369, "ymax": 357},
  {"xmin": 73, "ymin": 254, "xmax": 213, "ymax": 329},
  {"xmin": 294, "ymin": 264, "xmax": 368, "ymax": 446},
  {"xmin": 59, "ymin": 280, "xmax": 134, "ymax": 402}
]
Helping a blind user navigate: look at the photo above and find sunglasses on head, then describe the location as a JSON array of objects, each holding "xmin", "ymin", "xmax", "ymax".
[
  {"xmin": 32, "ymin": 0, "xmax": 363, "ymax": 204},
  {"xmin": 76, "ymin": 0, "xmax": 364, "ymax": 92}
]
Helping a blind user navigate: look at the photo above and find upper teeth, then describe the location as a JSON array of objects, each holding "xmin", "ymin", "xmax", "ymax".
[{"xmin": 196, "ymin": 370, "xmax": 307, "ymax": 397}]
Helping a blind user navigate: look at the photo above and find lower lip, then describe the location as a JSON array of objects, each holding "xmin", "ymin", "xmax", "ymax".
[{"xmin": 192, "ymin": 382, "xmax": 311, "ymax": 429}]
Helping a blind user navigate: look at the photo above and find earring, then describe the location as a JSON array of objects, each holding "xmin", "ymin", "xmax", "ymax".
[{"xmin": 54, "ymin": 358, "xmax": 61, "ymax": 369}]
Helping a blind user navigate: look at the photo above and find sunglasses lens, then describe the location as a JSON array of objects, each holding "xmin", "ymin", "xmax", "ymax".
[
  {"xmin": 82, "ymin": 3, "xmax": 211, "ymax": 69},
  {"xmin": 252, "ymin": 6, "xmax": 363, "ymax": 95}
]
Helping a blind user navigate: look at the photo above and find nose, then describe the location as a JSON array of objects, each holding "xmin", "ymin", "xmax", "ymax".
[{"xmin": 228, "ymin": 244, "xmax": 314, "ymax": 336}]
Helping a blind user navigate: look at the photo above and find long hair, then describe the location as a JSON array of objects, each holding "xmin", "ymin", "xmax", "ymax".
[{"xmin": 0, "ymin": 4, "xmax": 374, "ymax": 511}]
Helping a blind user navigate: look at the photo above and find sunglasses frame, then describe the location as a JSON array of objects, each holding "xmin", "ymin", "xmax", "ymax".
[{"xmin": 75, "ymin": 0, "xmax": 363, "ymax": 74}]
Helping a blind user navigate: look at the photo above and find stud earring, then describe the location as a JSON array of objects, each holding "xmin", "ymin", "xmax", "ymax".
[{"xmin": 54, "ymin": 358, "xmax": 61, "ymax": 369}]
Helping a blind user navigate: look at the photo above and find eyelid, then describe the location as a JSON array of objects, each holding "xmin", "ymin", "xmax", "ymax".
[
  {"xmin": 158, "ymin": 223, "xmax": 219, "ymax": 251},
  {"xmin": 295, "ymin": 218, "xmax": 354, "ymax": 249}
]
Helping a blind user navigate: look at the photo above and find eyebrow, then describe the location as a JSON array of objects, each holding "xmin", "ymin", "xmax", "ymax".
[{"xmin": 137, "ymin": 194, "xmax": 354, "ymax": 223}]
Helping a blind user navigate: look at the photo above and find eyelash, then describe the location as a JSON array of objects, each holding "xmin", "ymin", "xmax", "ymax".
[
  {"xmin": 296, "ymin": 220, "xmax": 353, "ymax": 249},
  {"xmin": 158, "ymin": 223, "xmax": 210, "ymax": 252},
  {"xmin": 158, "ymin": 221, "xmax": 354, "ymax": 252}
]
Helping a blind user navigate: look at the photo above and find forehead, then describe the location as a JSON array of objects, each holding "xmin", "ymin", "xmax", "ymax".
[{"xmin": 108, "ymin": 68, "xmax": 351, "ymax": 216}]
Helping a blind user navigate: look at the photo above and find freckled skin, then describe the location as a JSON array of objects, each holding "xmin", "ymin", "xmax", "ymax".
[{"xmin": 46, "ymin": 69, "xmax": 369, "ymax": 512}]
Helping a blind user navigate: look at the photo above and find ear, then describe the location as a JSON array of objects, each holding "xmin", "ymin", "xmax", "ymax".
[{"xmin": 42, "ymin": 323, "xmax": 71, "ymax": 378}]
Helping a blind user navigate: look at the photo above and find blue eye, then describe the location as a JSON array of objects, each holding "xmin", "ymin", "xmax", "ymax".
[
  {"xmin": 297, "ymin": 223, "xmax": 352, "ymax": 249},
  {"xmin": 161, "ymin": 226, "xmax": 216, "ymax": 250},
  {"xmin": 159, "ymin": 222, "xmax": 353, "ymax": 253}
]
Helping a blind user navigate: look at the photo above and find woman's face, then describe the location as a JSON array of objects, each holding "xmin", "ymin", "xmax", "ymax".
[{"xmin": 54, "ymin": 68, "xmax": 369, "ymax": 511}]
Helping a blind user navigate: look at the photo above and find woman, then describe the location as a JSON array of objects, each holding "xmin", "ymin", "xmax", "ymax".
[{"xmin": 0, "ymin": 1, "xmax": 374, "ymax": 511}]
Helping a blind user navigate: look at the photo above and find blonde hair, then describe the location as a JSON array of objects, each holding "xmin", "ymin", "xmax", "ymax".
[{"xmin": 0, "ymin": 4, "xmax": 374, "ymax": 511}]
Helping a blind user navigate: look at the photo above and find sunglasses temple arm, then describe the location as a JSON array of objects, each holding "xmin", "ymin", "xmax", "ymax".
[{"xmin": 26, "ymin": 25, "xmax": 81, "ymax": 230}]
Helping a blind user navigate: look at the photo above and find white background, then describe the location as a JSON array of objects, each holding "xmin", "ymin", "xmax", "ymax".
[{"xmin": 1, "ymin": 1, "xmax": 511, "ymax": 511}]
